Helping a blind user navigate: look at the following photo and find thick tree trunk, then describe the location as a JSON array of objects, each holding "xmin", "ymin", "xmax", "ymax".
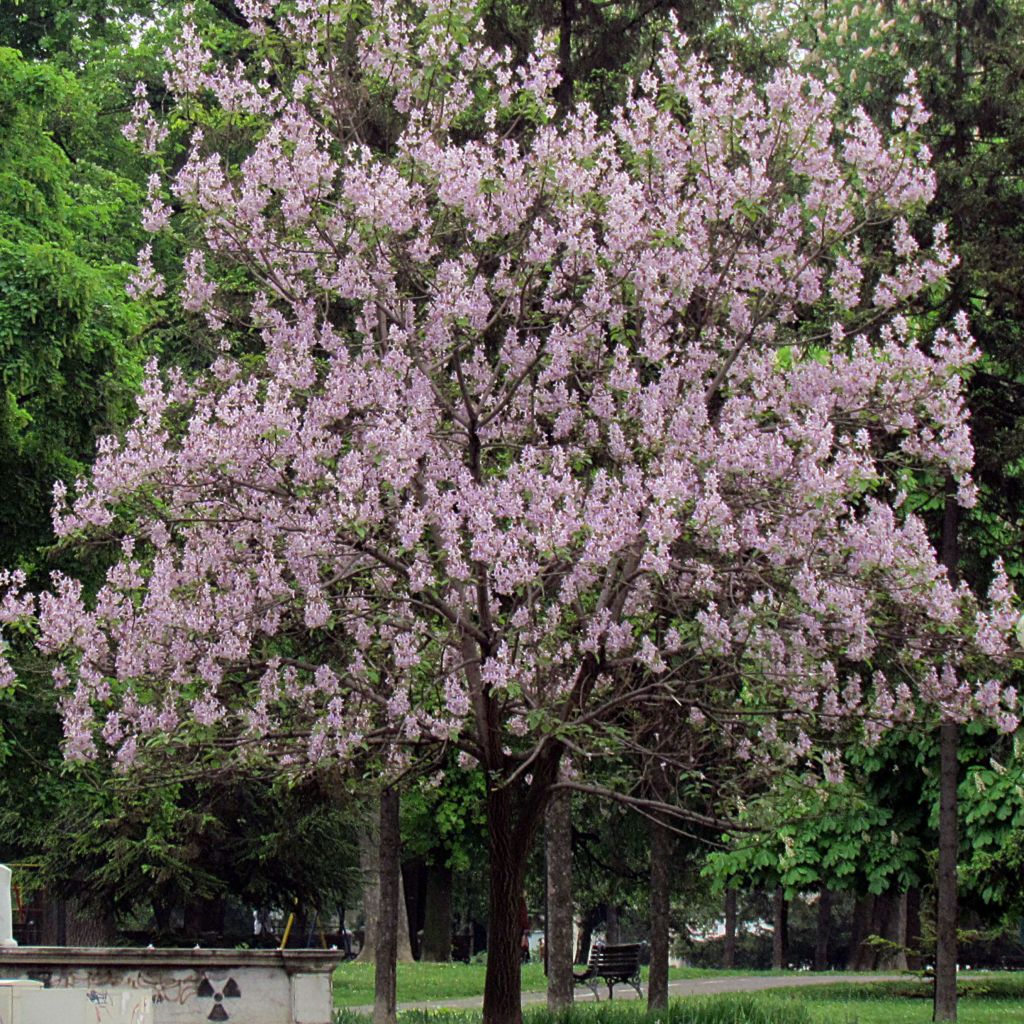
[
  {"xmin": 482, "ymin": 786, "xmax": 529, "ymax": 1024},
  {"xmin": 605, "ymin": 903, "xmax": 621, "ymax": 944},
  {"xmin": 934, "ymin": 719, "xmax": 959, "ymax": 1022},
  {"xmin": 65, "ymin": 899, "xmax": 116, "ymax": 946},
  {"xmin": 848, "ymin": 894, "xmax": 875, "ymax": 971},
  {"xmin": 647, "ymin": 817, "xmax": 671, "ymax": 1010},
  {"xmin": 771, "ymin": 888, "xmax": 788, "ymax": 971},
  {"xmin": 545, "ymin": 787, "xmax": 574, "ymax": 1010},
  {"xmin": 874, "ymin": 892, "xmax": 908, "ymax": 972},
  {"xmin": 723, "ymin": 889, "xmax": 737, "ymax": 969},
  {"xmin": 420, "ymin": 862, "xmax": 453, "ymax": 962},
  {"xmin": 39, "ymin": 897, "xmax": 64, "ymax": 946},
  {"xmin": 813, "ymin": 888, "xmax": 831, "ymax": 971},
  {"xmin": 374, "ymin": 786, "xmax": 400, "ymax": 1024}
]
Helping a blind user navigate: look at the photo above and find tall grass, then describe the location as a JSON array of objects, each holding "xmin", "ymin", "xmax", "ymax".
[
  {"xmin": 335, "ymin": 997, "xmax": 813, "ymax": 1024},
  {"xmin": 529, "ymin": 998, "xmax": 811, "ymax": 1024}
]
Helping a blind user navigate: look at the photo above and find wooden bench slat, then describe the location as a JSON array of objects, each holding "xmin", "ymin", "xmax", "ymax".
[{"xmin": 573, "ymin": 942, "xmax": 643, "ymax": 1001}]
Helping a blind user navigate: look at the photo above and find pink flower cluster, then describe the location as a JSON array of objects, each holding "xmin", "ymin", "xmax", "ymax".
[{"xmin": 2, "ymin": 1, "xmax": 1019, "ymax": 779}]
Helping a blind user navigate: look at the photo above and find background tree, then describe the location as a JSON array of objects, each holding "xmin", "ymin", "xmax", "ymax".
[
  {"xmin": 2, "ymin": 7, "xmax": 1023, "ymax": 1024},
  {"xmin": 402, "ymin": 760, "xmax": 487, "ymax": 962},
  {"xmin": 0, "ymin": 47, "xmax": 146, "ymax": 568}
]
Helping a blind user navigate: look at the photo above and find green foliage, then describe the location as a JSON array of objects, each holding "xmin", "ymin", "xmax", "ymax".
[
  {"xmin": 0, "ymin": 668, "xmax": 360, "ymax": 932},
  {"xmin": 483, "ymin": 1, "xmax": 725, "ymax": 116},
  {"xmin": 706, "ymin": 738, "xmax": 929, "ymax": 900},
  {"xmin": 0, "ymin": 47, "xmax": 146, "ymax": 567},
  {"xmin": 13, "ymin": 761, "xmax": 361, "ymax": 928},
  {"xmin": 721, "ymin": 0, "xmax": 1024, "ymax": 592},
  {"xmin": 402, "ymin": 761, "xmax": 487, "ymax": 873},
  {"xmin": 0, "ymin": 0, "xmax": 156, "ymax": 60},
  {"xmin": 954, "ymin": 726, "xmax": 1024, "ymax": 915}
]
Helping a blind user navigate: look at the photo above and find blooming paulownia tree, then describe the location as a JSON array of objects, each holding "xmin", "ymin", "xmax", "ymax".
[{"xmin": 1, "ymin": 2, "xmax": 1021, "ymax": 1021}]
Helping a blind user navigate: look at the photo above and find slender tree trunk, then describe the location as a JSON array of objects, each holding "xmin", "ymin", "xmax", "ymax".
[
  {"xmin": 374, "ymin": 786, "xmax": 400, "ymax": 1024},
  {"xmin": 555, "ymin": 0, "xmax": 576, "ymax": 110},
  {"xmin": 647, "ymin": 817, "xmax": 672, "ymax": 1010},
  {"xmin": 356, "ymin": 827, "xmax": 378, "ymax": 963},
  {"xmin": 895, "ymin": 893, "xmax": 909, "ymax": 971},
  {"xmin": 907, "ymin": 888, "xmax": 923, "ymax": 971},
  {"xmin": 545, "ymin": 787, "xmax": 574, "ymax": 1010},
  {"xmin": 482, "ymin": 786, "xmax": 529, "ymax": 1024},
  {"xmin": 814, "ymin": 888, "xmax": 832, "ymax": 971},
  {"xmin": 575, "ymin": 907, "xmax": 600, "ymax": 964},
  {"xmin": 723, "ymin": 889, "xmax": 737, "ymax": 969},
  {"xmin": 935, "ymin": 473, "xmax": 961, "ymax": 1022},
  {"xmin": 771, "ymin": 888, "xmax": 788, "ymax": 971},
  {"xmin": 397, "ymin": 875, "xmax": 414, "ymax": 960},
  {"xmin": 935, "ymin": 719, "xmax": 959, "ymax": 1022},
  {"xmin": 358, "ymin": 800, "xmax": 414, "ymax": 966},
  {"xmin": 420, "ymin": 862, "xmax": 453, "ymax": 962}
]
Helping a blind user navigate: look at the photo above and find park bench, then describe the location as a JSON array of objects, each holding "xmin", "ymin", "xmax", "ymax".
[{"xmin": 573, "ymin": 942, "xmax": 643, "ymax": 1000}]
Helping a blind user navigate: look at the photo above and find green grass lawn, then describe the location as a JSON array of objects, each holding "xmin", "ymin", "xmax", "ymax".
[
  {"xmin": 754, "ymin": 978, "xmax": 1024, "ymax": 1024},
  {"xmin": 333, "ymin": 961, "xmax": 789, "ymax": 1007},
  {"xmin": 333, "ymin": 963, "xmax": 1024, "ymax": 1022},
  {"xmin": 333, "ymin": 960, "xmax": 548, "ymax": 1007},
  {"xmin": 333, "ymin": 962, "xmax": 888, "ymax": 1008}
]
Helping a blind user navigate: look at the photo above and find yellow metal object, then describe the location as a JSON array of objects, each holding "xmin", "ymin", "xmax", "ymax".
[{"xmin": 279, "ymin": 912, "xmax": 296, "ymax": 950}]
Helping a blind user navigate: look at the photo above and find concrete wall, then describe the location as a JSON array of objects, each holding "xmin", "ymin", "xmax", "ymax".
[{"xmin": 0, "ymin": 947, "xmax": 341, "ymax": 1024}]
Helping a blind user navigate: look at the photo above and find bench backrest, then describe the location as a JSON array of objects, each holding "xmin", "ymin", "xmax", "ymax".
[{"xmin": 588, "ymin": 943, "xmax": 641, "ymax": 974}]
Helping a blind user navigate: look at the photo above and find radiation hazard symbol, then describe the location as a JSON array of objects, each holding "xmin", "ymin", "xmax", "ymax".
[{"xmin": 197, "ymin": 976, "xmax": 242, "ymax": 1021}]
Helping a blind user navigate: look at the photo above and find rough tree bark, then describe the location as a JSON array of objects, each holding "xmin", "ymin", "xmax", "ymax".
[
  {"xmin": 723, "ymin": 889, "xmax": 737, "ymax": 969},
  {"xmin": 933, "ymin": 0, "xmax": 969, "ymax": 994},
  {"xmin": 482, "ymin": 786, "xmax": 531, "ymax": 1024},
  {"xmin": 374, "ymin": 786, "xmax": 399, "ymax": 1024},
  {"xmin": 647, "ymin": 816, "xmax": 672, "ymax": 1011},
  {"xmin": 545, "ymin": 787, "xmax": 574, "ymax": 1010},
  {"xmin": 65, "ymin": 899, "xmax": 117, "ymax": 946},
  {"xmin": 771, "ymin": 888, "xmax": 788, "ymax": 971},
  {"xmin": 479, "ymin": 721, "xmax": 566, "ymax": 1024}
]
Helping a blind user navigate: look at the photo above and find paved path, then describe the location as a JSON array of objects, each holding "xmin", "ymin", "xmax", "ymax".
[{"xmin": 349, "ymin": 972, "xmax": 908, "ymax": 1013}]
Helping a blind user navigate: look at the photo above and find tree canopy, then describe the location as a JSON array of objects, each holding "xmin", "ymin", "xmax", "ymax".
[{"xmin": 2, "ymin": 4, "xmax": 1022, "ymax": 1021}]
